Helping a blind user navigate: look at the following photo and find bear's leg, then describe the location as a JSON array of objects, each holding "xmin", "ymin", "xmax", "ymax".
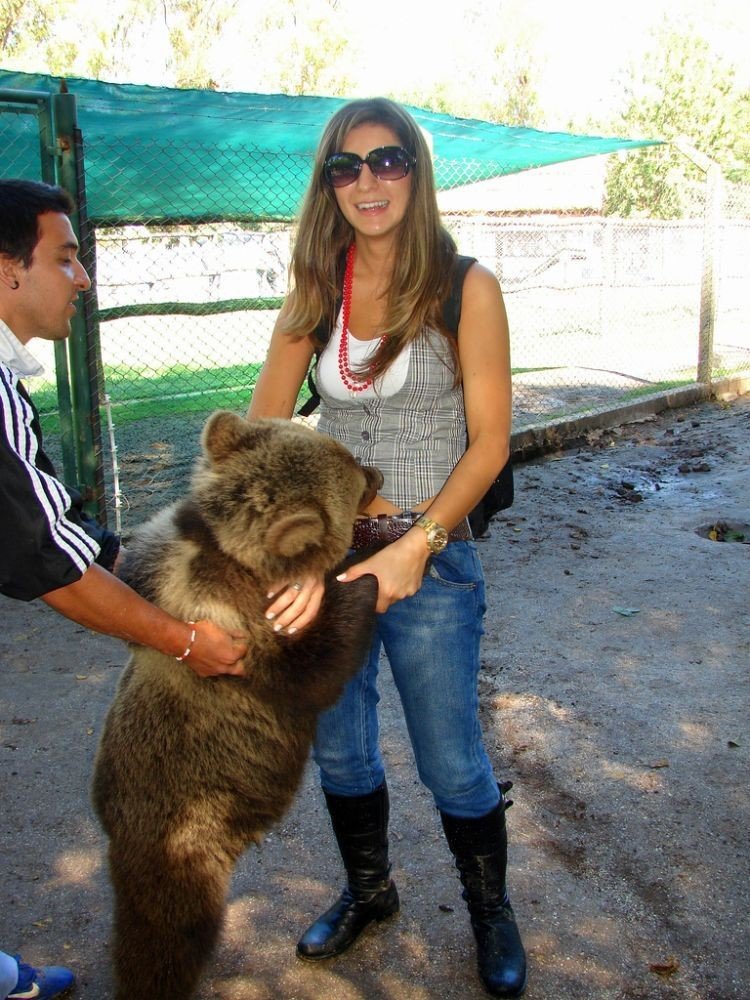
[{"xmin": 107, "ymin": 836, "xmax": 233, "ymax": 1000}]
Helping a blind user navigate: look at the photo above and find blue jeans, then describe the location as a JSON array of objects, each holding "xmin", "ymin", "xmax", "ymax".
[
  {"xmin": 0, "ymin": 950, "xmax": 18, "ymax": 998},
  {"xmin": 313, "ymin": 541, "xmax": 501, "ymax": 818}
]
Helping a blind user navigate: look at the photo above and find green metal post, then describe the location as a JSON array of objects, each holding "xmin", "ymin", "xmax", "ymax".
[
  {"xmin": 697, "ymin": 163, "xmax": 722, "ymax": 385},
  {"xmin": 36, "ymin": 92, "xmax": 79, "ymax": 485},
  {"xmin": 51, "ymin": 89, "xmax": 106, "ymax": 522}
]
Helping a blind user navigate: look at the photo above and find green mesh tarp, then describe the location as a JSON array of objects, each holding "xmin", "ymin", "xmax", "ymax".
[{"xmin": 0, "ymin": 69, "xmax": 662, "ymax": 224}]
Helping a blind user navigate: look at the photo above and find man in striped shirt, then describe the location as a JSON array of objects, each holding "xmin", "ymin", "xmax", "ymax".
[{"xmin": 0, "ymin": 179, "xmax": 247, "ymax": 1000}]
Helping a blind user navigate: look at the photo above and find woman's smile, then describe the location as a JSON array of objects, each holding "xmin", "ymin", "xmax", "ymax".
[{"xmin": 355, "ymin": 199, "xmax": 390, "ymax": 213}]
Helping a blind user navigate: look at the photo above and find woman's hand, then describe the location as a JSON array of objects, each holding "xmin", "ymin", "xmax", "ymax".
[
  {"xmin": 336, "ymin": 530, "xmax": 430, "ymax": 613},
  {"xmin": 264, "ymin": 574, "xmax": 326, "ymax": 635}
]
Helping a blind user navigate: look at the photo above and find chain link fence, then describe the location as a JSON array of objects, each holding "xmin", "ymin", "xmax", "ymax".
[{"xmin": 2, "ymin": 121, "xmax": 748, "ymax": 533}]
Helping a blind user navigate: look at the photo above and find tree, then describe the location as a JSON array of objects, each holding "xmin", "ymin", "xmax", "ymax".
[
  {"xmin": 83, "ymin": 1, "xmax": 164, "ymax": 82},
  {"xmin": 0, "ymin": 0, "xmax": 73, "ymax": 62},
  {"xmin": 231, "ymin": 0, "xmax": 353, "ymax": 98},
  {"xmin": 166, "ymin": 0, "xmax": 240, "ymax": 90},
  {"xmin": 394, "ymin": 3, "xmax": 542, "ymax": 127},
  {"xmin": 603, "ymin": 20, "xmax": 750, "ymax": 218},
  {"xmin": 401, "ymin": 54, "xmax": 541, "ymax": 128}
]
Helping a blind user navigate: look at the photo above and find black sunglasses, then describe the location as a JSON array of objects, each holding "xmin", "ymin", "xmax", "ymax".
[{"xmin": 323, "ymin": 146, "xmax": 416, "ymax": 188}]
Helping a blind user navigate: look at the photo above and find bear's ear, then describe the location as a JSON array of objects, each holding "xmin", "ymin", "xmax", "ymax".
[
  {"xmin": 264, "ymin": 511, "xmax": 326, "ymax": 557},
  {"xmin": 202, "ymin": 410, "xmax": 253, "ymax": 463}
]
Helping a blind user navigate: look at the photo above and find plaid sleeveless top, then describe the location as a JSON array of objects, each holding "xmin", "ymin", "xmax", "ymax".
[{"xmin": 316, "ymin": 316, "xmax": 466, "ymax": 509}]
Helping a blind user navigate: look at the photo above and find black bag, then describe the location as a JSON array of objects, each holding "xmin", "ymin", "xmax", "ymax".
[
  {"xmin": 468, "ymin": 461, "xmax": 514, "ymax": 538},
  {"xmin": 443, "ymin": 256, "xmax": 514, "ymax": 536},
  {"xmin": 298, "ymin": 254, "xmax": 513, "ymax": 535}
]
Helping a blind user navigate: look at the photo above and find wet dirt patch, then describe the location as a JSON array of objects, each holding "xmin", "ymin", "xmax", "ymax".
[{"xmin": 694, "ymin": 520, "xmax": 750, "ymax": 544}]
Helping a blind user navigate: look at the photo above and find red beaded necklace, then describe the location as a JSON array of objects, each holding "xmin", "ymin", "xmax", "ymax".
[{"xmin": 338, "ymin": 243, "xmax": 387, "ymax": 394}]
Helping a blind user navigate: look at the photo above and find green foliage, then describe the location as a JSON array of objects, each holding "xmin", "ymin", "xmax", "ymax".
[
  {"xmin": 402, "ymin": 64, "xmax": 541, "ymax": 129},
  {"xmin": 0, "ymin": 0, "xmax": 73, "ymax": 60},
  {"xmin": 395, "ymin": 5, "xmax": 542, "ymax": 127},
  {"xmin": 168, "ymin": 0, "xmax": 239, "ymax": 90},
  {"xmin": 605, "ymin": 147, "xmax": 684, "ymax": 219},
  {"xmin": 252, "ymin": 0, "xmax": 354, "ymax": 97},
  {"xmin": 603, "ymin": 21, "xmax": 750, "ymax": 218}
]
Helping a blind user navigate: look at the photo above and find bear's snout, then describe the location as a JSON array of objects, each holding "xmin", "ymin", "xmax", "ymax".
[{"xmin": 359, "ymin": 466, "xmax": 384, "ymax": 511}]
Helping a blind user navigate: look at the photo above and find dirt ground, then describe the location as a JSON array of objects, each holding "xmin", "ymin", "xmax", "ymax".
[{"xmin": 1, "ymin": 392, "xmax": 748, "ymax": 1000}]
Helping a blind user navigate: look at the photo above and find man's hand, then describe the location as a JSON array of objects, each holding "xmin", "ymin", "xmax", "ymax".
[{"xmin": 180, "ymin": 619, "xmax": 248, "ymax": 678}]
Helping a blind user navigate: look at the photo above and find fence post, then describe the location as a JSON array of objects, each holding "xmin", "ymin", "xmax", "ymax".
[
  {"xmin": 672, "ymin": 139, "xmax": 723, "ymax": 386},
  {"xmin": 697, "ymin": 163, "xmax": 722, "ymax": 384},
  {"xmin": 35, "ymin": 91, "xmax": 81, "ymax": 486},
  {"xmin": 51, "ymin": 88, "xmax": 107, "ymax": 523},
  {"xmin": 0, "ymin": 88, "xmax": 81, "ymax": 483}
]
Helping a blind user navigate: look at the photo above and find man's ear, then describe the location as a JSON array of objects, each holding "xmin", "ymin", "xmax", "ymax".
[{"xmin": 0, "ymin": 254, "xmax": 23, "ymax": 290}]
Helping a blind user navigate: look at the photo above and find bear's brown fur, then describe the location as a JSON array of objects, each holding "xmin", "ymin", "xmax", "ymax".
[{"xmin": 92, "ymin": 411, "xmax": 382, "ymax": 999}]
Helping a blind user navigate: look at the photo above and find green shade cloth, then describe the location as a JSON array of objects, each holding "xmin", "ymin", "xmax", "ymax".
[{"xmin": 0, "ymin": 69, "xmax": 662, "ymax": 223}]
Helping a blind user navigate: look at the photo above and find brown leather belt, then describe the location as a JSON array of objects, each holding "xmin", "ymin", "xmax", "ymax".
[{"xmin": 351, "ymin": 512, "xmax": 472, "ymax": 551}]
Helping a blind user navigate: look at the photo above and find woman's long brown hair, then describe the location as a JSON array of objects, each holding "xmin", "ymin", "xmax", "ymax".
[{"xmin": 281, "ymin": 97, "xmax": 459, "ymax": 381}]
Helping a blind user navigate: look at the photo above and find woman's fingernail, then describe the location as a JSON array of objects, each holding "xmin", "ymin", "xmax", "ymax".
[
  {"xmin": 273, "ymin": 622, "xmax": 283, "ymax": 633},
  {"xmin": 287, "ymin": 627, "xmax": 297, "ymax": 635},
  {"xmin": 336, "ymin": 573, "xmax": 347, "ymax": 581},
  {"xmin": 266, "ymin": 612, "xmax": 275, "ymax": 621}
]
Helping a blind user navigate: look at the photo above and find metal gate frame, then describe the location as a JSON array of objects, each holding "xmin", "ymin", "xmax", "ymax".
[{"xmin": 0, "ymin": 84, "xmax": 106, "ymax": 524}]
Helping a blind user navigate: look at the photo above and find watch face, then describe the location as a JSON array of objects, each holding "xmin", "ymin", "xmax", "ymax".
[
  {"xmin": 429, "ymin": 526, "xmax": 449, "ymax": 553},
  {"xmin": 416, "ymin": 515, "xmax": 448, "ymax": 553}
]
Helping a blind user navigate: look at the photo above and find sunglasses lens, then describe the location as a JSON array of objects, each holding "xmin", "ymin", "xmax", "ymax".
[
  {"xmin": 324, "ymin": 154, "xmax": 361, "ymax": 188},
  {"xmin": 323, "ymin": 147, "xmax": 414, "ymax": 187},
  {"xmin": 369, "ymin": 147, "xmax": 412, "ymax": 181}
]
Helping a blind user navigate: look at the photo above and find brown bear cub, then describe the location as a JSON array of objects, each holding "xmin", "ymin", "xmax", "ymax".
[{"xmin": 92, "ymin": 411, "xmax": 382, "ymax": 1000}]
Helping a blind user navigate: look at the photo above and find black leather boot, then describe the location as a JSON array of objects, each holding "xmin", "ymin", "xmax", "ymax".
[
  {"xmin": 296, "ymin": 783, "xmax": 399, "ymax": 961},
  {"xmin": 440, "ymin": 784, "xmax": 527, "ymax": 998}
]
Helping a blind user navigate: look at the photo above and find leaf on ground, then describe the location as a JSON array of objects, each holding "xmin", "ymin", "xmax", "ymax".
[
  {"xmin": 612, "ymin": 606, "xmax": 641, "ymax": 616},
  {"xmin": 649, "ymin": 956, "xmax": 680, "ymax": 977},
  {"xmin": 648, "ymin": 759, "xmax": 670, "ymax": 769},
  {"xmin": 709, "ymin": 521, "xmax": 746, "ymax": 543},
  {"xmin": 727, "ymin": 739, "xmax": 741, "ymax": 748}
]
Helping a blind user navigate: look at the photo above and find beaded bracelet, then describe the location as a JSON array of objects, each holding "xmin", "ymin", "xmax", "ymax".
[{"xmin": 176, "ymin": 621, "xmax": 197, "ymax": 661}]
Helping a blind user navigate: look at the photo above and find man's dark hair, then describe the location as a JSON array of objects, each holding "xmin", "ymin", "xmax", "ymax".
[{"xmin": 0, "ymin": 179, "xmax": 75, "ymax": 268}]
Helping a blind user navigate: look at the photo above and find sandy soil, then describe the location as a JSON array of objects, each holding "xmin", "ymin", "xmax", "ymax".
[{"xmin": 1, "ymin": 392, "xmax": 748, "ymax": 1000}]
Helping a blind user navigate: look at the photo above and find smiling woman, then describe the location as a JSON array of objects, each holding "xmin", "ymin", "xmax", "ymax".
[{"xmin": 247, "ymin": 97, "xmax": 526, "ymax": 998}]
